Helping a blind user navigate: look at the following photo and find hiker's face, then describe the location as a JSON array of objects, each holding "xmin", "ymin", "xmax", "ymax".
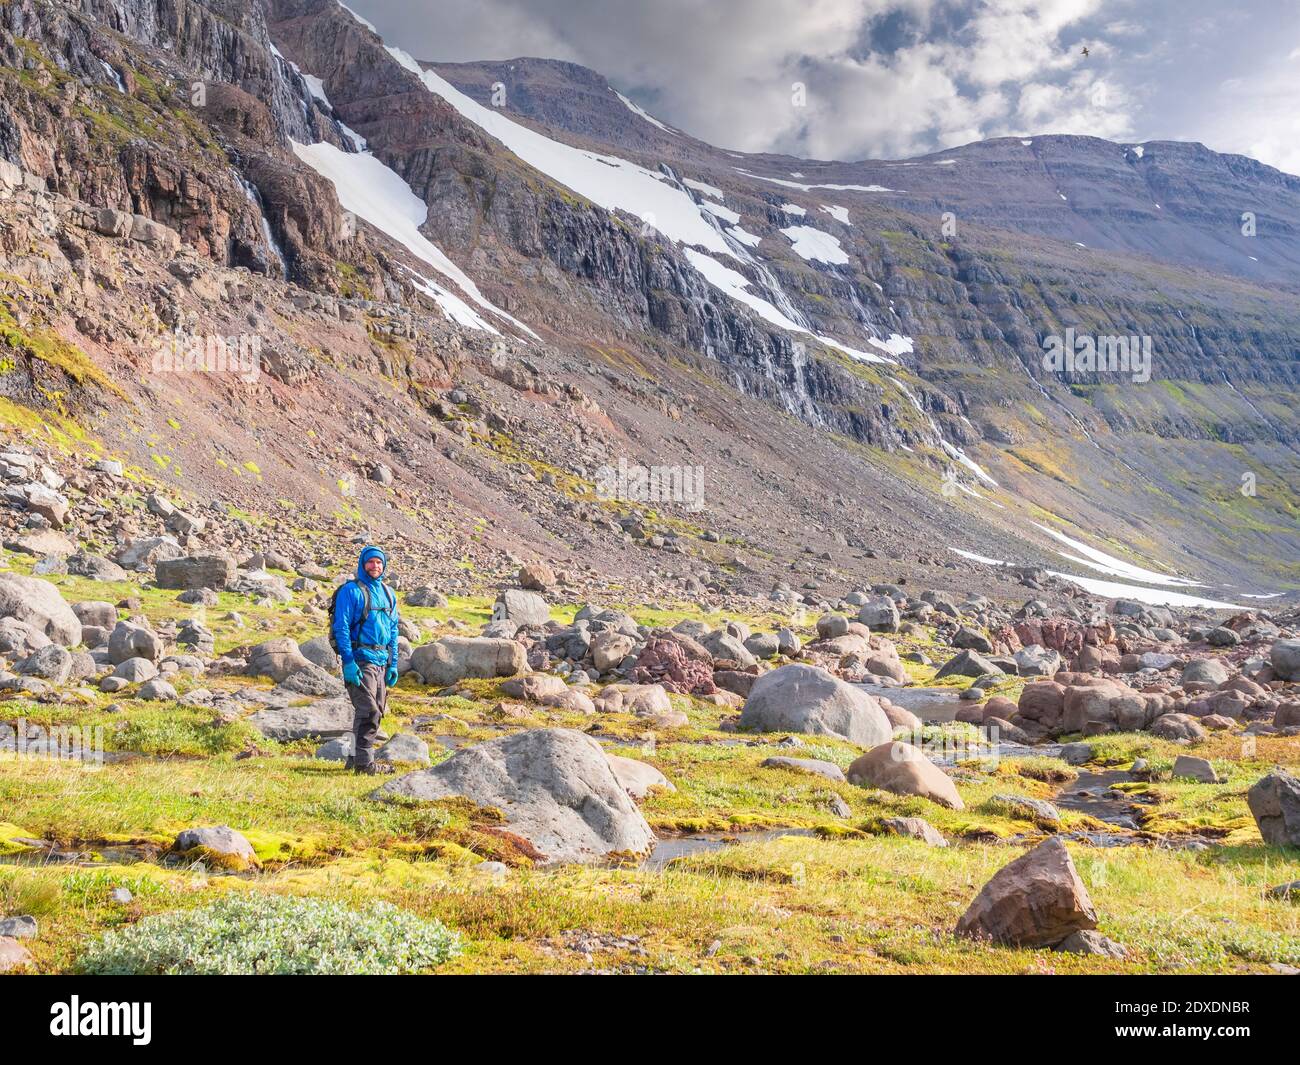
[{"xmin": 364, "ymin": 557, "xmax": 384, "ymax": 578}]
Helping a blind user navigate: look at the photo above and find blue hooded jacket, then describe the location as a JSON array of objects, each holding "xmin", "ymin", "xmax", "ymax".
[{"xmin": 331, "ymin": 546, "xmax": 400, "ymax": 668}]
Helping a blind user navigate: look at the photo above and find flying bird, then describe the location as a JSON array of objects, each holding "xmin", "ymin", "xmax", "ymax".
[{"xmin": 1081, "ymin": 46, "xmax": 1090, "ymax": 57}]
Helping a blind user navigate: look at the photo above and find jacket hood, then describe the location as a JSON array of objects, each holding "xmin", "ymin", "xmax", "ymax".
[{"xmin": 356, "ymin": 546, "xmax": 388, "ymax": 583}]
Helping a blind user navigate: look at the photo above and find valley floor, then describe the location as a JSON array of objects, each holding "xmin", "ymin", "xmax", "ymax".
[{"xmin": 3, "ymin": 569, "xmax": 1298, "ymax": 975}]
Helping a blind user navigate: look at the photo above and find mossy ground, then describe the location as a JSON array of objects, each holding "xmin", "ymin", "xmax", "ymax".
[{"xmin": 1, "ymin": 553, "xmax": 1297, "ymax": 973}]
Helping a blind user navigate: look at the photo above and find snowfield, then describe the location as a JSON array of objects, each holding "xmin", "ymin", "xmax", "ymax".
[
  {"xmin": 780, "ymin": 225, "xmax": 850, "ymax": 265},
  {"xmin": 290, "ymin": 140, "xmax": 536, "ymax": 338}
]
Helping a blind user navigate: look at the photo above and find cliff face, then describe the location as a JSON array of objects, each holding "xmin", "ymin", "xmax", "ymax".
[{"xmin": 0, "ymin": 0, "xmax": 1296, "ymax": 591}]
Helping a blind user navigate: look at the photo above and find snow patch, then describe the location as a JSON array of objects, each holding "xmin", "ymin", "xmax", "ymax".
[
  {"xmin": 683, "ymin": 178, "xmax": 724, "ymax": 200},
  {"xmin": 684, "ymin": 251, "xmax": 893, "ymax": 364},
  {"xmin": 819, "ymin": 204, "xmax": 850, "ymax": 225},
  {"xmin": 739, "ymin": 170, "xmax": 892, "ymax": 193},
  {"xmin": 1030, "ymin": 523, "xmax": 1200, "ymax": 586},
  {"xmin": 700, "ymin": 200, "xmax": 741, "ymax": 225},
  {"xmin": 613, "ymin": 90, "xmax": 674, "ymax": 133},
  {"xmin": 780, "ymin": 225, "xmax": 849, "ymax": 265},
  {"xmin": 290, "ymin": 140, "xmax": 536, "ymax": 338},
  {"xmin": 779, "ymin": 203, "xmax": 806, "ymax": 216},
  {"xmin": 728, "ymin": 226, "xmax": 763, "ymax": 247},
  {"xmin": 387, "ymin": 48, "xmax": 737, "ymax": 260}
]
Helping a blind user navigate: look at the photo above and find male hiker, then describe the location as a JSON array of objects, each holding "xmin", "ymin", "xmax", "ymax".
[{"xmin": 330, "ymin": 545, "xmax": 400, "ymax": 774}]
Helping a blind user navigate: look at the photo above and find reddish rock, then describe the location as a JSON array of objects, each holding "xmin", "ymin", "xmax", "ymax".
[
  {"xmin": 955, "ymin": 837, "xmax": 1098, "ymax": 947},
  {"xmin": 628, "ymin": 634, "xmax": 716, "ymax": 695}
]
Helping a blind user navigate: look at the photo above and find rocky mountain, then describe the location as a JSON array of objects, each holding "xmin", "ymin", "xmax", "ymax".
[{"xmin": 0, "ymin": 0, "xmax": 1296, "ymax": 611}]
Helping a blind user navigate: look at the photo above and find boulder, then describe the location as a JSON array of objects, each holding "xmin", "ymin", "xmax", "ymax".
[
  {"xmin": 591, "ymin": 631, "xmax": 636, "ymax": 672},
  {"xmin": 606, "ymin": 754, "xmax": 675, "ymax": 799},
  {"xmin": 0, "ymin": 574, "xmax": 81, "ymax": 646},
  {"xmin": 816, "ymin": 613, "xmax": 850, "ymax": 639},
  {"xmin": 136, "ymin": 678, "xmax": 178, "ymax": 701},
  {"xmin": 171, "ymin": 826, "xmax": 259, "ymax": 871},
  {"xmin": 72, "ymin": 601, "xmax": 117, "ymax": 629},
  {"xmin": 1172, "ymin": 755, "xmax": 1219, "ymax": 783},
  {"xmin": 955, "ymin": 837, "xmax": 1098, "ymax": 947},
  {"xmin": 517, "ymin": 562, "xmax": 555, "ymax": 591},
  {"xmin": 1247, "ymin": 771, "xmax": 1300, "ymax": 847},
  {"xmin": 106, "ymin": 620, "xmax": 165, "ymax": 665},
  {"xmin": 700, "ymin": 629, "xmax": 757, "ymax": 667},
  {"xmin": 299, "ymin": 636, "xmax": 340, "ymax": 671},
  {"xmin": 492, "ymin": 589, "xmax": 550, "ymax": 627},
  {"xmin": 377, "ymin": 729, "xmax": 655, "ymax": 864},
  {"xmin": 857, "ymin": 597, "xmax": 900, "ymax": 632},
  {"xmin": 17, "ymin": 644, "xmax": 72, "ymax": 684},
  {"xmin": 1270, "ymin": 639, "xmax": 1300, "ymax": 682},
  {"xmin": 847, "ymin": 742, "xmax": 965, "ymax": 810},
  {"xmin": 245, "ymin": 638, "xmax": 313, "ymax": 682},
  {"xmin": 409, "ymin": 637, "xmax": 526, "ymax": 686},
  {"xmin": 934, "ymin": 650, "xmax": 1003, "ymax": 680},
  {"xmin": 66, "ymin": 553, "xmax": 128, "ymax": 582},
  {"xmin": 246, "ymin": 697, "xmax": 355, "ymax": 741},
  {"xmin": 110, "ymin": 657, "xmax": 158, "ymax": 683},
  {"xmin": 376, "ymin": 734, "xmax": 431, "ymax": 766},
  {"xmin": 113, "ymin": 536, "xmax": 183, "ymax": 570},
  {"xmin": 1013, "ymin": 644, "xmax": 1062, "ymax": 677},
  {"xmin": 0, "ymin": 617, "xmax": 50, "ymax": 656},
  {"xmin": 155, "ymin": 554, "xmax": 236, "ymax": 590},
  {"xmin": 405, "ymin": 587, "xmax": 448, "ymax": 608},
  {"xmin": 879, "ymin": 816, "xmax": 948, "ymax": 847},
  {"xmin": 740, "ymin": 664, "xmax": 891, "ymax": 746},
  {"xmin": 1150, "ymin": 713, "xmax": 1207, "ymax": 742},
  {"xmin": 1180, "ymin": 657, "xmax": 1230, "ymax": 690},
  {"xmin": 759, "ymin": 756, "xmax": 847, "ymax": 782}
]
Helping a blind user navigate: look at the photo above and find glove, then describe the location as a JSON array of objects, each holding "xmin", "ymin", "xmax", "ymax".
[
  {"xmin": 342, "ymin": 661, "xmax": 362, "ymax": 687},
  {"xmin": 385, "ymin": 666, "xmax": 399, "ymax": 688}
]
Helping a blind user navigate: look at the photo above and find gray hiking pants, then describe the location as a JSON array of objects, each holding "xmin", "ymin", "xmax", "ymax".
[{"xmin": 346, "ymin": 662, "xmax": 387, "ymax": 768}]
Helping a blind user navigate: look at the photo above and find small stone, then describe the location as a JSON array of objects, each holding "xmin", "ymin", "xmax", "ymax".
[{"xmin": 0, "ymin": 915, "xmax": 36, "ymax": 939}]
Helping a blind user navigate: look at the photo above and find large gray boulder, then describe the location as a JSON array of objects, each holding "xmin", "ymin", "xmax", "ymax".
[
  {"xmin": 858, "ymin": 597, "xmax": 900, "ymax": 632},
  {"xmin": 17, "ymin": 645, "xmax": 73, "ymax": 684},
  {"xmin": 1248, "ymin": 771, "xmax": 1300, "ymax": 847},
  {"xmin": 740, "ymin": 664, "xmax": 892, "ymax": 746},
  {"xmin": 246, "ymin": 697, "xmax": 355, "ymax": 741},
  {"xmin": 107, "ymin": 620, "xmax": 165, "ymax": 665},
  {"xmin": 171, "ymin": 826, "xmax": 258, "ymax": 870},
  {"xmin": 377, "ymin": 728, "xmax": 655, "ymax": 864},
  {"xmin": 113, "ymin": 536, "xmax": 183, "ymax": 570},
  {"xmin": 1180, "ymin": 657, "xmax": 1230, "ymax": 689},
  {"xmin": 700, "ymin": 628, "xmax": 757, "ymax": 666},
  {"xmin": 0, "ymin": 617, "xmax": 51, "ymax": 656},
  {"xmin": 1270, "ymin": 639, "xmax": 1300, "ymax": 682},
  {"xmin": 492, "ymin": 589, "xmax": 550, "ymax": 627},
  {"xmin": 935, "ymin": 649, "xmax": 1003, "ymax": 680},
  {"xmin": 155, "ymin": 554, "xmax": 236, "ymax": 590},
  {"xmin": 72, "ymin": 601, "xmax": 117, "ymax": 629},
  {"xmin": 245, "ymin": 638, "xmax": 313, "ymax": 682},
  {"xmin": 299, "ymin": 635, "xmax": 340, "ymax": 672},
  {"xmin": 409, "ymin": 636, "xmax": 526, "ymax": 686},
  {"xmin": 0, "ymin": 574, "xmax": 81, "ymax": 646}
]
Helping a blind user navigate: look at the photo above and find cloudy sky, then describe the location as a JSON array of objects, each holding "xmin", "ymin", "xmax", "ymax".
[{"xmin": 349, "ymin": 0, "xmax": 1300, "ymax": 175}]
